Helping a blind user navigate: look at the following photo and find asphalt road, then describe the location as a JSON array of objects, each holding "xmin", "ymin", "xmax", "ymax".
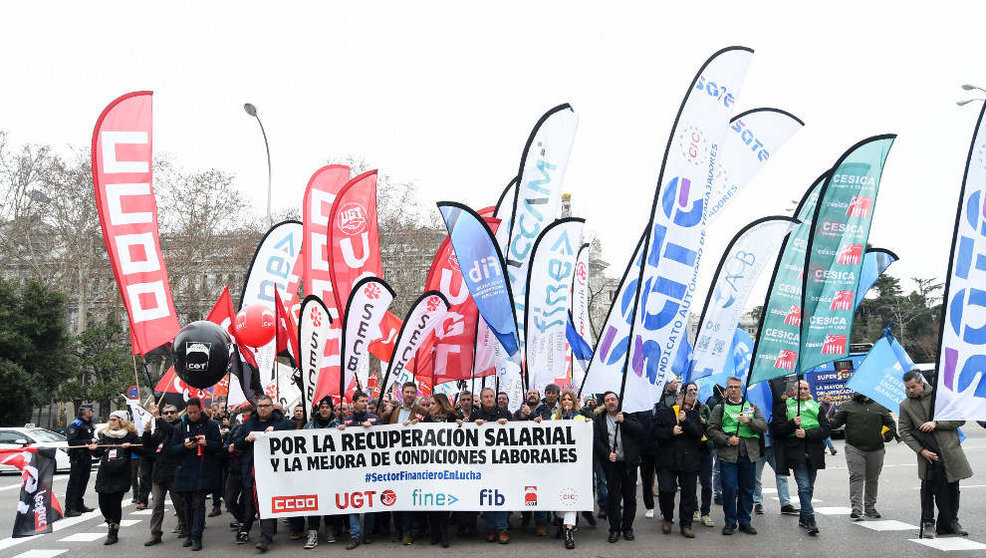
[{"xmin": 0, "ymin": 427, "xmax": 984, "ymax": 557}]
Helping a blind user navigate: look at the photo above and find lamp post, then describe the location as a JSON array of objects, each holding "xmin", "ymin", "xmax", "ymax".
[{"xmin": 243, "ymin": 103, "xmax": 272, "ymax": 226}]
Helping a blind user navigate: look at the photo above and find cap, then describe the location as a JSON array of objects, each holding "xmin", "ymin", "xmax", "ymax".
[{"xmin": 109, "ymin": 410, "xmax": 128, "ymax": 422}]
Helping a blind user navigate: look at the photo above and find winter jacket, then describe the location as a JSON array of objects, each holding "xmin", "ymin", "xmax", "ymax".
[
  {"xmin": 593, "ymin": 411, "xmax": 642, "ymax": 466},
  {"xmin": 898, "ymin": 385, "xmax": 972, "ymax": 483},
  {"xmin": 653, "ymin": 403, "xmax": 704, "ymax": 473},
  {"xmin": 771, "ymin": 397, "xmax": 831, "ymax": 474},
  {"xmin": 65, "ymin": 417, "xmax": 96, "ymax": 461},
  {"xmin": 707, "ymin": 399, "xmax": 767, "ymax": 463},
  {"xmin": 829, "ymin": 396, "xmax": 896, "ymax": 453},
  {"xmin": 93, "ymin": 430, "xmax": 141, "ymax": 494},
  {"xmin": 233, "ymin": 410, "xmax": 293, "ymax": 486},
  {"xmin": 142, "ymin": 417, "xmax": 181, "ymax": 484},
  {"xmin": 169, "ymin": 415, "xmax": 223, "ymax": 492}
]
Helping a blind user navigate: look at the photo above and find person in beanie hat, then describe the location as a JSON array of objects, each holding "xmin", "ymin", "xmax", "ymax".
[{"xmin": 90, "ymin": 410, "xmax": 141, "ymax": 545}]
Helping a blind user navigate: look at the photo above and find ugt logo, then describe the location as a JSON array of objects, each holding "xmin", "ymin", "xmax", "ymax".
[
  {"xmin": 846, "ymin": 196, "xmax": 873, "ymax": 218},
  {"xmin": 774, "ymin": 350, "xmax": 797, "ymax": 370},
  {"xmin": 784, "ymin": 305, "xmax": 801, "ymax": 327},
  {"xmin": 821, "ymin": 334, "xmax": 847, "ymax": 355},
  {"xmin": 837, "ymin": 244, "xmax": 863, "ymax": 265},
  {"xmin": 830, "ymin": 290, "xmax": 854, "ymax": 311},
  {"xmin": 337, "ymin": 202, "xmax": 368, "ymax": 235}
]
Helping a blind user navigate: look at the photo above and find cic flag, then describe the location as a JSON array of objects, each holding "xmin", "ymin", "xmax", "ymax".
[
  {"xmin": 92, "ymin": 91, "xmax": 179, "ymax": 356},
  {"xmin": 936, "ymin": 101, "xmax": 986, "ymax": 420},
  {"xmin": 801, "ymin": 135, "xmax": 895, "ymax": 370},
  {"xmin": 1, "ymin": 448, "xmax": 62, "ymax": 537},
  {"xmin": 438, "ymin": 202, "xmax": 519, "ymax": 357}
]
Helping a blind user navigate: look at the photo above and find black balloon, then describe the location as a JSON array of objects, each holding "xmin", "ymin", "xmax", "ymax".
[{"xmin": 172, "ymin": 321, "xmax": 233, "ymax": 389}]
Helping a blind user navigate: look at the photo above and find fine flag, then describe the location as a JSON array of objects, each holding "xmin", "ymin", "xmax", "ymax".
[
  {"xmin": 505, "ymin": 105, "xmax": 578, "ymax": 349},
  {"xmin": 92, "ymin": 91, "xmax": 180, "ymax": 356},
  {"xmin": 800, "ymin": 135, "xmax": 896, "ymax": 370},
  {"xmin": 846, "ymin": 329, "xmax": 913, "ymax": 412},
  {"xmin": 691, "ymin": 216, "xmax": 798, "ymax": 381},
  {"xmin": 625, "ymin": 46, "xmax": 753, "ymax": 412},
  {"xmin": 935, "ymin": 100, "xmax": 986, "ymax": 420}
]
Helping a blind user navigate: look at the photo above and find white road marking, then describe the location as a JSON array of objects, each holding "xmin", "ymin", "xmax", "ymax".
[
  {"xmin": 814, "ymin": 506, "xmax": 853, "ymax": 515},
  {"xmin": 909, "ymin": 537, "xmax": 986, "ymax": 551},
  {"xmin": 11, "ymin": 551, "xmax": 68, "ymax": 558},
  {"xmin": 119, "ymin": 519, "xmax": 141, "ymax": 527},
  {"xmin": 58, "ymin": 532, "xmax": 105, "ymax": 542},
  {"xmin": 0, "ymin": 502, "xmax": 134, "ymax": 551},
  {"xmin": 855, "ymin": 520, "xmax": 918, "ymax": 531}
]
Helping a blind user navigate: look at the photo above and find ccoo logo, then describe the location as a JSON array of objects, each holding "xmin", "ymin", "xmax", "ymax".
[{"xmin": 337, "ymin": 202, "xmax": 368, "ymax": 235}]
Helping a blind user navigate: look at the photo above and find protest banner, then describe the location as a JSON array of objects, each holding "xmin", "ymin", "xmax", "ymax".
[{"xmin": 254, "ymin": 420, "xmax": 593, "ymax": 517}]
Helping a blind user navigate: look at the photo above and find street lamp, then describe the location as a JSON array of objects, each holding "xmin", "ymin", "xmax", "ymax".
[{"xmin": 243, "ymin": 103, "xmax": 272, "ymax": 226}]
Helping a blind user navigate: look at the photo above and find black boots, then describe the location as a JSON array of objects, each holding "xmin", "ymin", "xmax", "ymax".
[
  {"xmin": 564, "ymin": 527, "xmax": 575, "ymax": 549},
  {"xmin": 806, "ymin": 516, "xmax": 820, "ymax": 536},
  {"xmin": 104, "ymin": 523, "xmax": 119, "ymax": 545}
]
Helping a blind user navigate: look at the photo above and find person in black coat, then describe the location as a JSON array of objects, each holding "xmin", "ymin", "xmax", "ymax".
[
  {"xmin": 232, "ymin": 395, "xmax": 294, "ymax": 551},
  {"xmin": 592, "ymin": 391, "xmax": 642, "ymax": 543},
  {"xmin": 169, "ymin": 397, "xmax": 222, "ymax": 551},
  {"xmin": 417, "ymin": 393, "xmax": 461, "ymax": 547},
  {"xmin": 90, "ymin": 410, "xmax": 141, "ymax": 545},
  {"xmin": 64, "ymin": 404, "xmax": 97, "ymax": 516},
  {"xmin": 141, "ymin": 403, "xmax": 186, "ymax": 545},
  {"xmin": 653, "ymin": 390, "xmax": 704, "ymax": 538}
]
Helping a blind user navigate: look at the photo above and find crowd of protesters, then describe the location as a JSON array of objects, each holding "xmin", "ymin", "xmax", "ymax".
[{"xmin": 62, "ymin": 369, "xmax": 974, "ymax": 550}]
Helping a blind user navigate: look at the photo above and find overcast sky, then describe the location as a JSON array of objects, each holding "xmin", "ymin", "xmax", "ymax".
[{"xmin": 3, "ymin": 1, "xmax": 986, "ymax": 305}]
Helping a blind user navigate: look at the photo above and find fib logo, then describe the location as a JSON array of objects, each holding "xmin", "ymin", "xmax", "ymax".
[
  {"xmin": 846, "ymin": 196, "xmax": 873, "ymax": 218},
  {"xmin": 337, "ymin": 202, "xmax": 368, "ymax": 235},
  {"xmin": 272, "ymin": 495, "xmax": 318, "ymax": 514},
  {"xmin": 479, "ymin": 489, "xmax": 505, "ymax": 507},
  {"xmin": 821, "ymin": 334, "xmax": 847, "ymax": 355},
  {"xmin": 829, "ymin": 290, "xmax": 854, "ymax": 311},
  {"xmin": 774, "ymin": 350, "xmax": 797, "ymax": 370},
  {"xmin": 837, "ymin": 244, "xmax": 863, "ymax": 265},
  {"xmin": 524, "ymin": 486, "xmax": 538, "ymax": 507},
  {"xmin": 784, "ymin": 305, "xmax": 801, "ymax": 327}
]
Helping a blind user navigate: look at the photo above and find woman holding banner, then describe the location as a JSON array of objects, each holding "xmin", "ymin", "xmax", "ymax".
[
  {"xmin": 420, "ymin": 393, "xmax": 461, "ymax": 548},
  {"xmin": 552, "ymin": 389, "xmax": 592, "ymax": 550},
  {"xmin": 89, "ymin": 410, "xmax": 142, "ymax": 545}
]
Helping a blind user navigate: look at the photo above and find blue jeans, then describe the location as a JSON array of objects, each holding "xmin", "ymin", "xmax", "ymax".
[
  {"xmin": 395, "ymin": 512, "xmax": 413, "ymax": 533},
  {"xmin": 712, "ymin": 449, "xmax": 722, "ymax": 499},
  {"xmin": 349, "ymin": 513, "xmax": 374, "ymax": 539},
  {"xmin": 824, "ymin": 437, "xmax": 836, "ymax": 453},
  {"xmin": 720, "ymin": 456, "xmax": 755, "ymax": 527},
  {"xmin": 534, "ymin": 511, "xmax": 550, "ymax": 525},
  {"xmin": 594, "ymin": 462, "xmax": 608, "ymax": 509},
  {"xmin": 483, "ymin": 511, "xmax": 508, "ymax": 532},
  {"xmin": 754, "ymin": 446, "xmax": 791, "ymax": 507},
  {"xmin": 792, "ymin": 466, "xmax": 817, "ymax": 518}
]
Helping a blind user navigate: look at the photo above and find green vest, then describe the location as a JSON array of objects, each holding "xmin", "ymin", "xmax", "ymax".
[
  {"xmin": 785, "ymin": 397, "xmax": 820, "ymax": 434},
  {"xmin": 720, "ymin": 401, "xmax": 757, "ymax": 438}
]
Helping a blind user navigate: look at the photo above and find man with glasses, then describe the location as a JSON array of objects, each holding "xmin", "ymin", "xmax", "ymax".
[
  {"xmin": 142, "ymin": 404, "xmax": 185, "ymax": 545},
  {"xmin": 234, "ymin": 395, "xmax": 293, "ymax": 552},
  {"xmin": 771, "ymin": 380, "xmax": 830, "ymax": 536},
  {"xmin": 708, "ymin": 377, "xmax": 767, "ymax": 536}
]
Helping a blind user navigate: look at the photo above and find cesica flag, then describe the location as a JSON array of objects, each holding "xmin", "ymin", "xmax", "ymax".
[
  {"xmin": 801, "ymin": 135, "xmax": 895, "ymax": 370},
  {"xmin": 936, "ymin": 101, "xmax": 986, "ymax": 420},
  {"xmin": 254, "ymin": 421, "xmax": 593, "ymax": 517}
]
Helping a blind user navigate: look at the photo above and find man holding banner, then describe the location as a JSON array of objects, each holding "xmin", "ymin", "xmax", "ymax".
[
  {"xmin": 337, "ymin": 390, "xmax": 381, "ymax": 549},
  {"xmin": 473, "ymin": 387, "xmax": 512, "ymax": 544},
  {"xmin": 899, "ymin": 371, "xmax": 972, "ymax": 538}
]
